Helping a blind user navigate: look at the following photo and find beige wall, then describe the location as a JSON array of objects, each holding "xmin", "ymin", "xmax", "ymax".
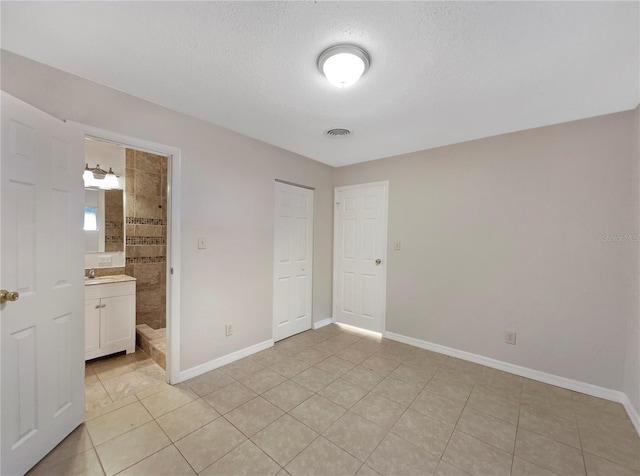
[
  {"xmin": 626, "ymin": 105, "xmax": 640, "ymax": 412},
  {"xmin": 0, "ymin": 51, "xmax": 334, "ymax": 371},
  {"xmin": 334, "ymin": 111, "xmax": 638, "ymax": 393}
]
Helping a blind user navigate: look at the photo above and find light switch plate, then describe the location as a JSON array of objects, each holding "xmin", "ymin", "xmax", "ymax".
[
  {"xmin": 393, "ymin": 241, "xmax": 401, "ymax": 251},
  {"xmin": 197, "ymin": 236, "xmax": 207, "ymax": 249}
]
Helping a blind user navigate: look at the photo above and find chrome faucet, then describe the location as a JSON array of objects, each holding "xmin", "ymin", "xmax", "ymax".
[{"xmin": 88, "ymin": 268, "xmax": 96, "ymax": 279}]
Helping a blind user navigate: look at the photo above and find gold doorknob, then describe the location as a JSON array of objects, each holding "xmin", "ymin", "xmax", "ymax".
[
  {"xmin": 0, "ymin": 290, "xmax": 19, "ymax": 304},
  {"xmin": 375, "ymin": 259, "xmax": 382, "ymax": 265}
]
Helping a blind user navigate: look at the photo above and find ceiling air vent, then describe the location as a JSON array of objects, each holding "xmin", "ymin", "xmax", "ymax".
[{"xmin": 325, "ymin": 128, "xmax": 351, "ymax": 138}]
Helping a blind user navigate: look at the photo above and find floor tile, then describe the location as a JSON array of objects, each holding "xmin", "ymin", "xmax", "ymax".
[
  {"xmin": 351, "ymin": 393, "xmax": 406, "ymax": 429},
  {"xmin": 182, "ymin": 369, "xmax": 235, "ymax": 397},
  {"xmin": 85, "ymin": 395, "xmax": 138, "ymax": 421},
  {"xmin": 389, "ymin": 362, "xmax": 438, "ymax": 386},
  {"xmin": 263, "ymin": 380, "xmax": 313, "ymax": 412},
  {"xmin": 294, "ymin": 346, "xmax": 333, "ymax": 365},
  {"xmin": 580, "ymin": 424, "xmax": 640, "ymax": 471},
  {"xmin": 366, "ymin": 432, "xmax": 439, "ymax": 476},
  {"xmin": 519, "ymin": 402, "xmax": 581, "ymax": 448},
  {"xmin": 95, "ymin": 421, "xmax": 171, "ymax": 476},
  {"xmin": 285, "ymin": 437, "xmax": 361, "ymax": 476},
  {"xmin": 514, "ymin": 428, "xmax": 585, "ymax": 475},
  {"xmin": 174, "ymin": 418, "xmax": 246, "ymax": 473},
  {"xmin": 86, "ymin": 401, "xmax": 152, "ymax": 446},
  {"xmin": 317, "ymin": 378, "xmax": 370, "ymax": 409},
  {"xmin": 456, "ymin": 406, "xmax": 516, "ymax": 453},
  {"xmin": 28, "ymin": 448, "xmax": 104, "ymax": 476},
  {"xmin": 117, "ymin": 445, "xmax": 195, "ymax": 476},
  {"xmin": 290, "ymin": 394, "xmax": 346, "ymax": 433},
  {"xmin": 269, "ymin": 358, "xmax": 312, "ymax": 378},
  {"xmin": 391, "ymin": 408, "xmax": 453, "ymax": 457},
  {"xmin": 202, "ymin": 381, "xmax": 257, "ymax": 414},
  {"xmin": 292, "ymin": 366, "xmax": 335, "ymax": 392},
  {"xmin": 442, "ymin": 430, "xmax": 512, "ymax": 476},
  {"xmin": 100, "ymin": 364, "xmax": 167, "ymax": 401},
  {"xmin": 360, "ymin": 354, "xmax": 402, "ymax": 375},
  {"xmin": 140, "ymin": 383, "xmax": 197, "ymax": 418},
  {"xmin": 410, "ymin": 390, "xmax": 465, "ymax": 426},
  {"xmin": 355, "ymin": 463, "xmax": 381, "ymax": 475},
  {"xmin": 323, "ymin": 412, "xmax": 387, "ymax": 462},
  {"xmin": 200, "ymin": 440, "xmax": 280, "ymax": 476},
  {"xmin": 434, "ymin": 461, "xmax": 471, "ymax": 476},
  {"xmin": 583, "ymin": 451, "xmax": 640, "ymax": 476},
  {"xmin": 423, "ymin": 372, "xmax": 474, "ymax": 403},
  {"xmin": 466, "ymin": 385, "xmax": 520, "ymax": 424},
  {"xmin": 372, "ymin": 376, "xmax": 422, "ymax": 406},
  {"xmin": 337, "ymin": 347, "xmax": 375, "ymax": 365},
  {"xmin": 510, "ymin": 456, "xmax": 556, "ymax": 476},
  {"xmin": 219, "ymin": 358, "xmax": 265, "ymax": 380},
  {"xmin": 314, "ymin": 355, "xmax": 355, "ymax": 377},
  {"xmin": 156, "ymin": 398, "xmax": 220, "ymax": 442},
  {"xmin": 225, "ymin": 396, "xmax": 285, "ymax": 437},
  {"xmin": 250, "ymin": 348, "xmax": 288, "ymax": 367},
  {"xmin": 253, "ymin": 414, "xmax": 318, "ymax": 466},
  {"xmin": 341, "ymin": 366, "xmax": 385, "ymax": 391},
  {"xmin": 240, "ymin": 368, "xmax": 288, "ymax": 394}
]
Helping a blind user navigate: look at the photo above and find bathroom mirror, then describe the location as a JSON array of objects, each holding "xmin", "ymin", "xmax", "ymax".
[
  {"xmin": 84, "ymin": 188, "xmax": 124, "ymax": 253},
  {"xmin": 84, "ymin": 138, "xmax": 126, "ymax": 268}
]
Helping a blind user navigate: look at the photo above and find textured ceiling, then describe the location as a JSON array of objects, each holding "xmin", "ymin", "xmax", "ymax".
[{"xmin": 2, "ymin": 1, "xmax": 638, "ymax": 167}]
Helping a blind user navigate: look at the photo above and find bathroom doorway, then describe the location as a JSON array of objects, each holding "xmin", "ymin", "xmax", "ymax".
[{"xmin": 79, "ymin": 123, "xmax": 181, "ymax": 385}]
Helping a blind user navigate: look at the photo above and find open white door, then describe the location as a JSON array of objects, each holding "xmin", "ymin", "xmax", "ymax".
[
  {"xmin": 334, "ymin": 182, "xmax": 388, "ymax": 333},
  {"xmin": 273, "ymin": 181, "xmax": 313, "ymax": 342},
  {"xmin": 1, "ymin": 92, "xmax": 85, "ymax": 475}
]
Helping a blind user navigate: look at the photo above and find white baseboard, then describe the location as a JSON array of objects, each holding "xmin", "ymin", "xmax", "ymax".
[
  {"xmin": 313, "ymin": 318, "xmax": 335, "ymax": 330},
  {"xmin": 622, "ymin": 394, "xmax": 640, "ymax": 436},
  {"xmin": 176, "ymin": 339, "xmax": 273, "ymax": 382},
  {"xmin": 384, "ymin": 331, "xmax": 640, "ymax": 435}
]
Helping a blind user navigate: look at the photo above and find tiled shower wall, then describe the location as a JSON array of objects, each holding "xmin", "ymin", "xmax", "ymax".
[
  {"xmin": 124, "ymin": 149, "xmax": 168, "ymax": 330},
  {"xmin": 104, "ymin": 190, "xmax": 124, "ymax": 253}
]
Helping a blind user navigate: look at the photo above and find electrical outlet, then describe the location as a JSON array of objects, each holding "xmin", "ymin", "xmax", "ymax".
[
  {"xmin": 225, "ymin": 323, "xmax": 233, "ymax": 337},
  {"xmin": 504, "ymin": 331, "xmax": 516, "ymax": 345}
]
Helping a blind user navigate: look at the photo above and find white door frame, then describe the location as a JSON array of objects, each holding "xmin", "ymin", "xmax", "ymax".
[
  {"xmin": 71, "ymin": 123, "xmax": 182, "ymax": 384},
  {"xmin": 332, "ymin": 181, "xmax": 389, "ymax": 333}
]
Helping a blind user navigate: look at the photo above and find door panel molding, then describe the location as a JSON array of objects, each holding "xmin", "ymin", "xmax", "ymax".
[{"xmin": 333, "ymin": 181, "xmax": 388, "ymax": 333}]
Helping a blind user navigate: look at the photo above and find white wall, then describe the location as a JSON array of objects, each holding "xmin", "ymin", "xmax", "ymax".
[
  {"xmin": 334, "ymin": 111, "xmax": 638, "ymax": 393},
  {"xmin": 625, "ymin": 105, "xmax": 640, "ymax": 414},
  {"xmin": 0, "ymin": 51, "xmax": 334, "ymax": 372}
]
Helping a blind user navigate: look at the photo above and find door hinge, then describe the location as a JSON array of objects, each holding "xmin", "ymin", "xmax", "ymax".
[{"xmin": 170, "ymin": 267, "xmax": 174, "ymax": 275}]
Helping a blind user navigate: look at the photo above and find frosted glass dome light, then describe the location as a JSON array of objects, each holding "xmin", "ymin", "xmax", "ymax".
[{"xmin": 318, "ymin": 45, "xmax": 370, "ymax": 88}]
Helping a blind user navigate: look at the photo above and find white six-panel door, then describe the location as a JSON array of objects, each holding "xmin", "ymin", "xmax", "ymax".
[
  {"xmin": 1, "ymin": 92, "xmax": 85, "ymax": 475},
  {"xmin": 273, "ymin": 182, "xmax": 313, "ymax": 342},
  {"xmin": 334, "ymin": 182, "xmax": 388, "ymax": 333}
]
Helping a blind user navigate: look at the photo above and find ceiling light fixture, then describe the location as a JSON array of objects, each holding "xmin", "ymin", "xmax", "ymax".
[{"xmin": 318, "ymin": 45, "xmax": 370, "ymax": 88}]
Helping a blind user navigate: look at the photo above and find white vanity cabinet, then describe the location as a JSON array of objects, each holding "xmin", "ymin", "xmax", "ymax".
[{"xmin": 84, "ymin": 276, "xmax": 136, "ymax": 360}]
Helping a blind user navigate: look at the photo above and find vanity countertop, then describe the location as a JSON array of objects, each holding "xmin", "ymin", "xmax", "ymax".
[{"xmin": 84, "ymin": 274, "xmax": 136, "ymax": 286}]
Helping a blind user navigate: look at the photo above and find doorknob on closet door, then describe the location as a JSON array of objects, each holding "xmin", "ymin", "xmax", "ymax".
[
  {"xmin": 0, "ymin": 290, "xmax": 19, "ymax": 304},
  {"xmin": 375, "ymin": 259, "xmax": 382, "ymax": 265}
]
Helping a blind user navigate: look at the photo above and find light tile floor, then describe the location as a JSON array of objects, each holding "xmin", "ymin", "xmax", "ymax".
[{"xmin": 28, "ymin": 324, "xmax": 639, "ymax": 475}]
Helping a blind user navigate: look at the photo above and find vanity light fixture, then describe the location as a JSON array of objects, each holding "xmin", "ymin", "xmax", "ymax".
[
  {"xmin": 83, "ymin": 164, "xmax": 121, "ymax": 190},
  {"xmin": 318, "ymin": 45, "xmax": 370, "ymax": 88}
]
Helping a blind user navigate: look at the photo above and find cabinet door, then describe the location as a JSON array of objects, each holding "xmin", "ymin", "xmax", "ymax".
[
  {"xmin": 85, "ymin": 298, "xmax": 101, "ymax": 355},
  {"xmin": 99, "ymin": 295, "xmax": 134, "ymax": 349}
]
